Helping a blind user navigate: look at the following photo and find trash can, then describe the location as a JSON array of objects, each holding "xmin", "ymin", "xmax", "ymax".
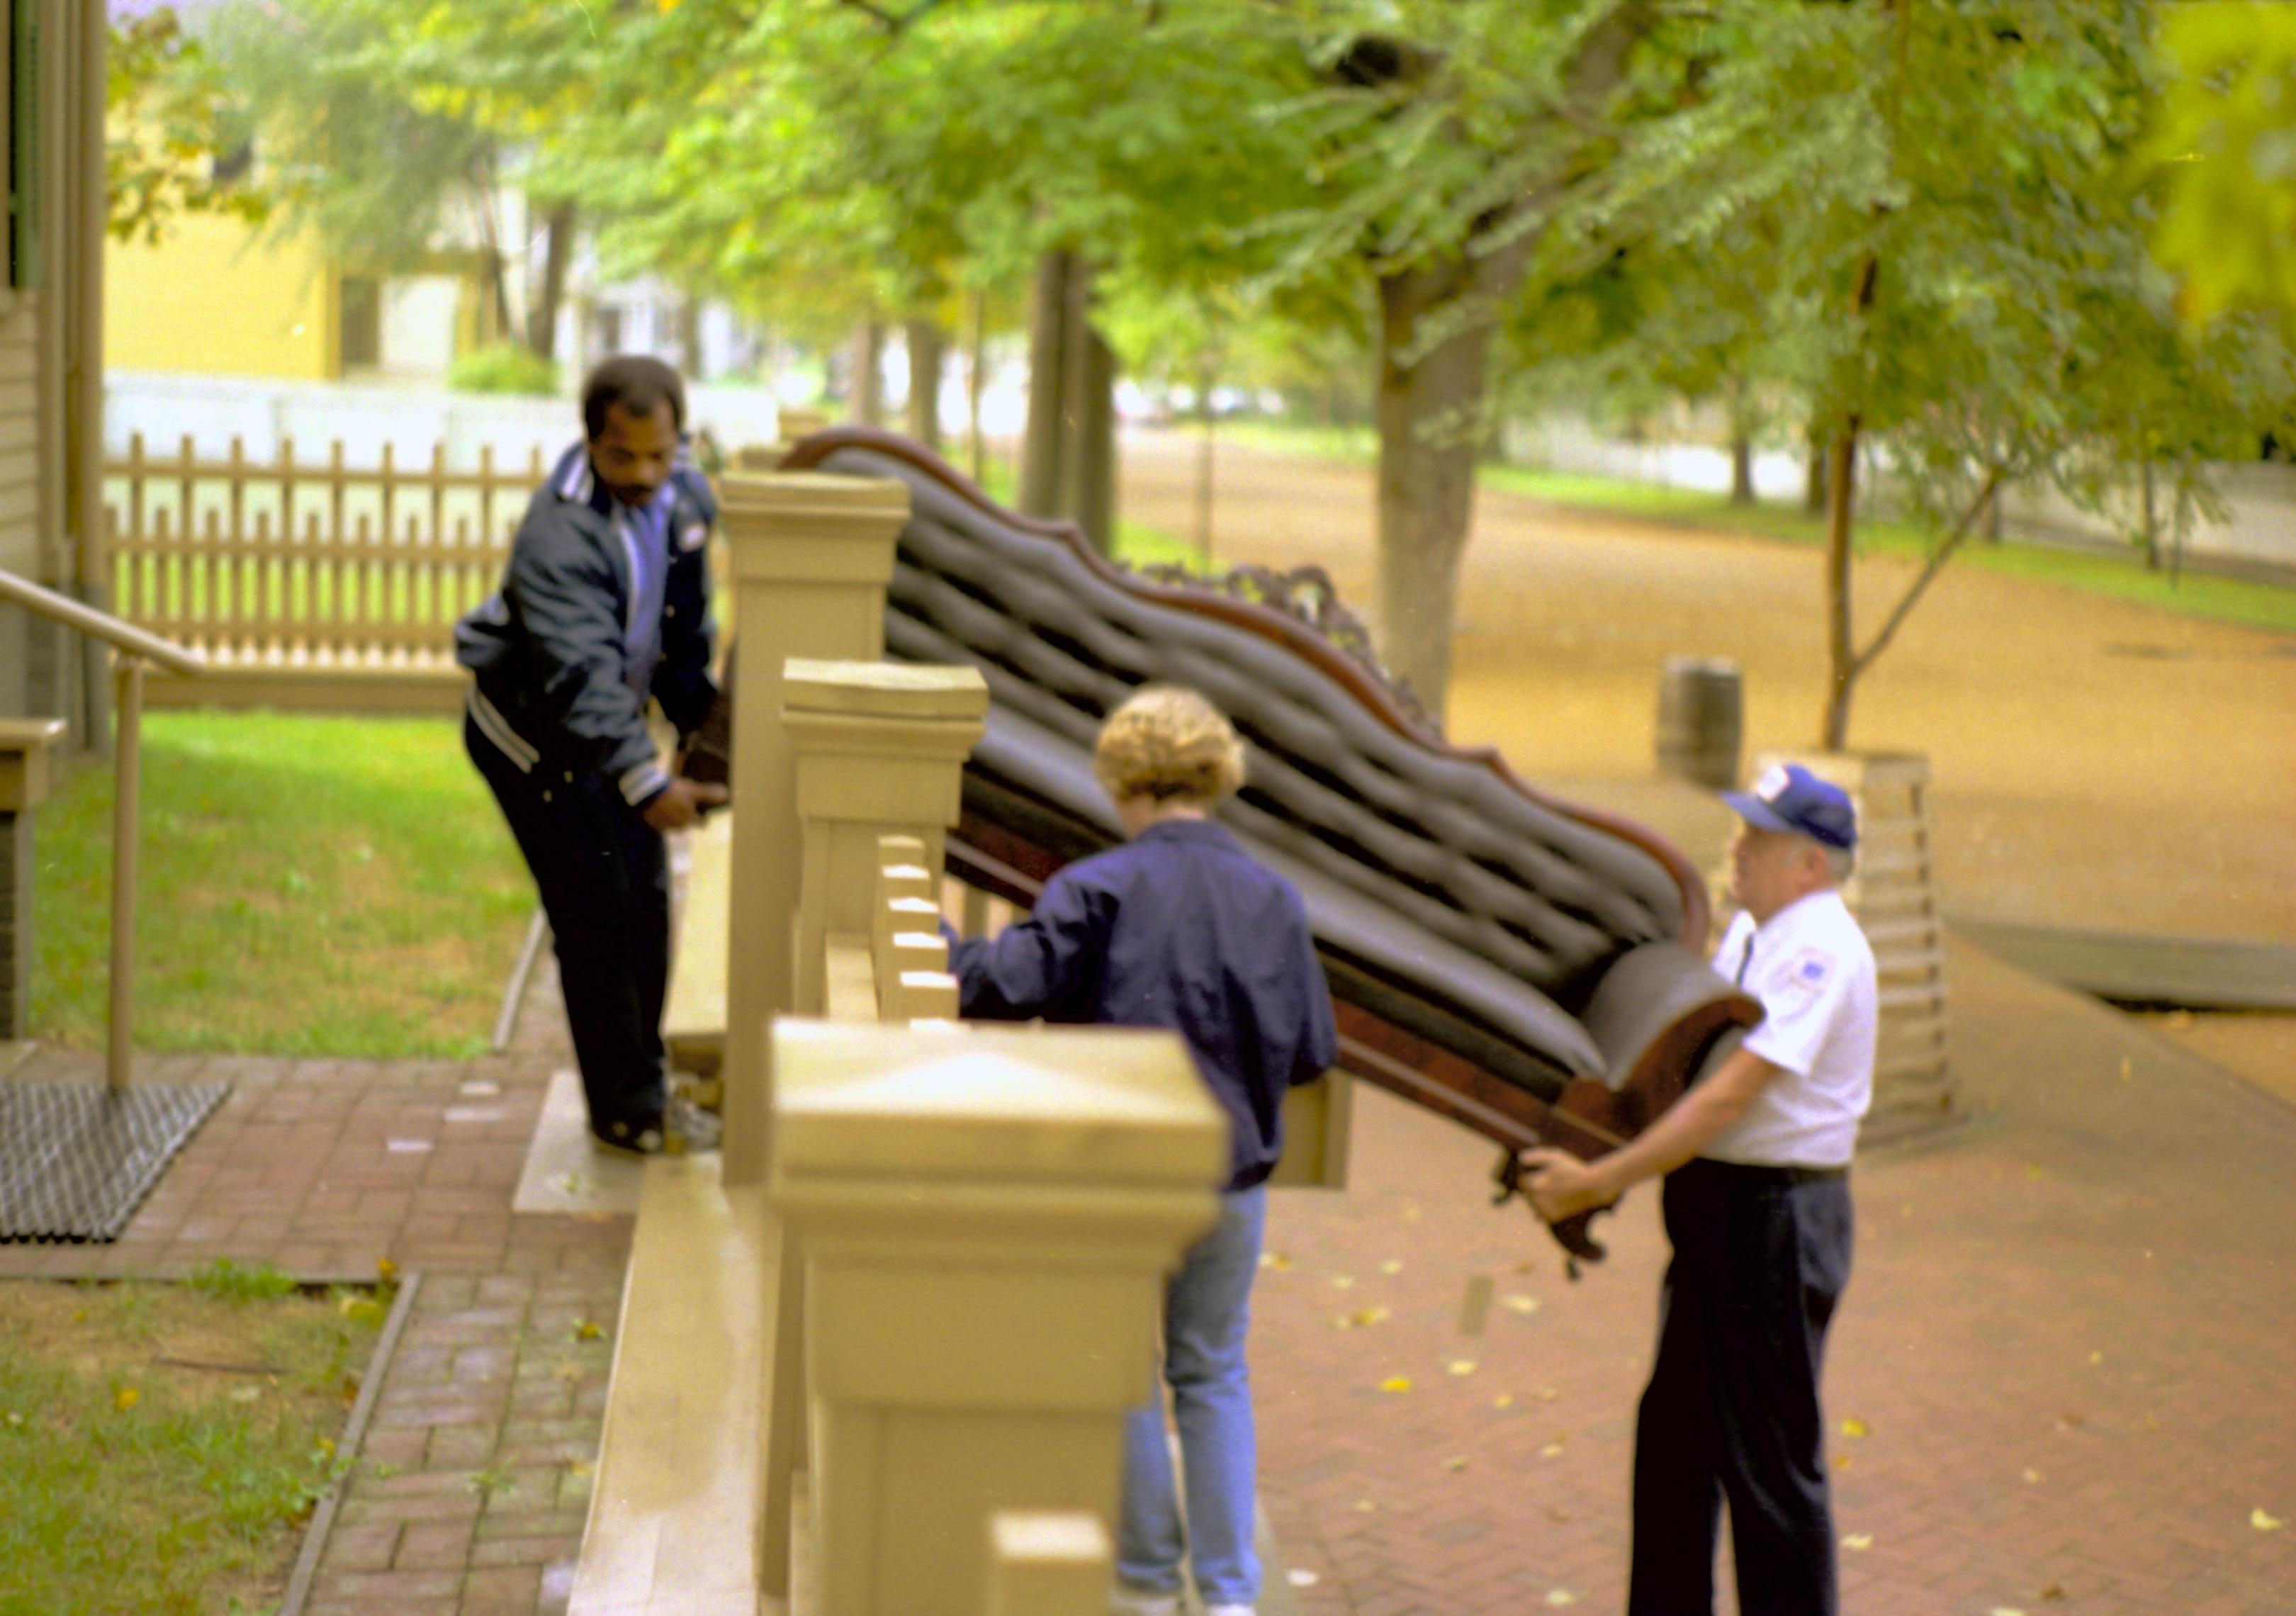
[{"xmin": 1655, "ymin": 658, "xmax": 1743, "ymax": 790}]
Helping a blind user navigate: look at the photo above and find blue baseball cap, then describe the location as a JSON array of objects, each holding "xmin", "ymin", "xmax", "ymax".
[{"xmin": 1722, "ymin": 763, "xmax": 1857, "ymax": 851}]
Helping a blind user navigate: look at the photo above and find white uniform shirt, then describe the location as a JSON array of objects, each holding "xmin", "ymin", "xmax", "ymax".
[{"xmin": 1701, "ymin": 889, "xmax": 1877, "ymax": 1169}]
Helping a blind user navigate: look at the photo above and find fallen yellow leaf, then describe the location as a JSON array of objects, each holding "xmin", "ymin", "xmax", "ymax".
[
  {"xmin": 1535, "ymin": 1386, "xmax": 1561, "ymax": 1402},
  {"xmin": 1379, "ymin": 1259, "xmax": 1404, "ymax": 1275},
  {"xmin": 1545, "ymin": 1591, "xmax": 1577, "ymax": 1607},
  {"xmin": 1331, "ymin": 1275, "xmax": 1356, "ymax": 1291},
  {"xmin": 2087, "ymin": 1350, "xmax": 2102, "ymax": 1365},
  {"xmin": 1352, "ymin": 1499, "xmax": 1377, "ymax": 1513},
  {"xmin": 114, "ymin": 1386, "xmax": 140, "ymax": 1413},
  {"xmin": 1493, "ymin": 1393, "xmax": 1515, "ymax": 1409},
  {"xmin": 1447, "ymin": 1359, "xmax": 1477, "ymax": 1376},
  {"xmin": 1444, "ymin": 1456, "xmax": 1468, "ymax": 1472},
  {"xmin": 2025, "ymin": 1163, "xmax": 2044, "ymax": 1181},
  {"xmin": 1499, "ymin": 1294, "xmax": 1541, "ymax": 1315},
  {"xmin": 1833, "ymin": 1454, "xmax": 1855, "ymax": 1472},
  {"xmin": 1354, "ymin": 1306, "xmax": 1392, "ymax": 1327},
  {"xmin": 2023, "ymin": 1469, "xmax": 2044, "ymax": 1484},
  {"xmin": 1258, "ymin": 1252, "xmax": 1292, "ymax": 1271},
  {"xmin": 574, "ymin": 1320, "xmax": 604, "ymax": 1342},
  {"xmin": 1541, "ymin": 1442, "xmax": 1567, "ymax": 1459},
  {"xmin": 1841, "ymin": 1417, "xmax": 1869, "ymax": 1439},
  {"xmin": 1990, "ymin": 1608, "xmax": 2027, "ymax": 1616},
  {"xmin": 1841, "ymin": 1533, "xmax": 1872, "ymax": 1551},
  {"xmin": 1402, "ymin": 1205, "xmax": 1423, "ymax": 1223},
  {"xmin": 376, "ymin": 1257, "xmax": 400, "ymax": 1283},
  {"xmin": 1378, "ymin": 1376, "xmax": 1413, "ymax": 1394},
  {"xmin": 2254, "ymin": 1507, "xmax": 2284, "ymax": 1532},
  {"xmin": 72, "ymin": 1310, "xmax": 86, "ymax": 1323}
]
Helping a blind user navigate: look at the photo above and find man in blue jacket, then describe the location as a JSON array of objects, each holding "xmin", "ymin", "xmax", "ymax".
[
  {"xmin": 950, "ymin": 686, "xmax": 1337, "ymax": 1616},
  {"xmin": 456, "ymin": 356, "xmax": 726, "ymax": 1154}
]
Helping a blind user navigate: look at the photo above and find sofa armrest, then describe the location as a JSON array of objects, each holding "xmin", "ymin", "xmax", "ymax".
[{"xmin": 1579, "ymin": 941, "xmax": 1765, "ymax": 1101}]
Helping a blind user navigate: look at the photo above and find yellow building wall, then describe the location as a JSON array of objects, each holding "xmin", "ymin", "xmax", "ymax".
[{"xmin": 105, "ymin": 213, "xmax": 339, "ymax": 379}]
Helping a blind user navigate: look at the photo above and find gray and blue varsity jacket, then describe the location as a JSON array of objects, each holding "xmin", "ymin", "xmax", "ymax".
[{"xmin": 455, "ymin": 444, "xmax": 718, "ymax": 809}]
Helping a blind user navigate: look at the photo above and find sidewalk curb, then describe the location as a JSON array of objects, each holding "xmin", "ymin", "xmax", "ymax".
[{"xmin": 281, "ymin": 1270, "xmax": 425, "ymax": 1616}]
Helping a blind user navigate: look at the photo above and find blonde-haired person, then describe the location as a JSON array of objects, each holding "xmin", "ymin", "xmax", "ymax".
[{"xmin": 950, "ymin": 686, "xmax": 1336, "ymax": 1616}]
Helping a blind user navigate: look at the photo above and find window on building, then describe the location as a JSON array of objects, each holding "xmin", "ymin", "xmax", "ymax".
[{"xmin": 339, "ymin": 276, "xmax": 383, "ymax": 371}]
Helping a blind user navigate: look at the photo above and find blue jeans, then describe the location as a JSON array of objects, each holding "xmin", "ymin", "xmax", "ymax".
[{"xmin": 1118, "ymin": 1184, "xmax": 1266, "ymax": 1606}]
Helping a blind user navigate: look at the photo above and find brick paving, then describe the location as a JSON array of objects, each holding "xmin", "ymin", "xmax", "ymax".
[
  {"xmin": 1253, "ymin": 937, "xmax": 2296, "ymax": 1616},
  {"xmin": 0, "ymin": 1036, "xmax": 629, "ymax": 1616},
  {"xmin": 8, "ymin": 932, "xmax": 2293, "ymax": 1613}
]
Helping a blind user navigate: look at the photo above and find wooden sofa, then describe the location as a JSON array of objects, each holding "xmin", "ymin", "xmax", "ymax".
[{"xmin": 776, "ymin": 429, "xmax": 1762, "ymax": 1263}]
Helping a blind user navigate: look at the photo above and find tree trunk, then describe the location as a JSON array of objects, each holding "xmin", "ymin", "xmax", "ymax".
[
  {"xmin": 964, "ymin": 288, "xmax": 988, "ymax": 483},
  {"xmin": 1194, "ymin": 357, "xmax": 1217, "ymax": 565},
  {"xmin": 850, "ymin": 318, "xmax": 886, "ymax": 427},
  {"xmin": 904, "ymin": 317, "xmax": 945, "ymax": 452},
  {"xmin": 526, "ymin": 202, "xmax": 575, "ymax": 361},
  {"xmin": 675, "ymin": 297, "xmax": 702, "ymax": 380},
  {"xmin": 2140, "ymin": 456, "xmax": 2159, "ymax": 571},
  {"xmin": 1730, "ymin": 432, "xmax": 1755, "ymax": 505},
  {"xmin": 1375, "ymin": 261, "xmax": 1495, "ymax": 722},
  {"xmin": 1805, "ymin": 425, "xmax": 1828, "ymax": 515},
  {"xmin": 1820, "ymin": 420, "xmax": 1862, "ymax": 750},
  {"xmin": 1728, "ymin": 375, "xmax": 1755, "ymax": 505},
  {"xmin": 1020, "ymin": 251, "xmax": 1073, "ymax": 518},
  {"xmin": 1062, "ymin": 257, "xmax": 1117, "ymax": 555}
]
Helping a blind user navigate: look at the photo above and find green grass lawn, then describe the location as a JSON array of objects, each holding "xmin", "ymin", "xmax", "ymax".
[
  {"xmin": 1220, "ymin": 421, "xmax": 2296, "ymax": 637},
  {"xmin": 0, "ymin": 1265, "xmax": 382, "ymax": 1616},
  {"xmin": 33, "ymin": 711, "xmax": 530, "ymax": 1058}
]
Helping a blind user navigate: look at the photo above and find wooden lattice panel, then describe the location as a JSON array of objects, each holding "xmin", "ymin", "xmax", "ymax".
[{"xmin": 1755, "ymin": 750, "xmax": 1956, "ymax": 1143}]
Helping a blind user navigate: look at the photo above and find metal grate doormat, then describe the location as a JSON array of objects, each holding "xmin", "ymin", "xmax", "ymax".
[{"xmin": 0, "ymin": 1080, "xmax": 230, "ymax": 1242}]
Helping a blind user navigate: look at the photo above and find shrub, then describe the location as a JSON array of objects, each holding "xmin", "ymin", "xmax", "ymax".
[{"xmin": 447, "ymin": 343, "xmax": 561, "ymax": 396}]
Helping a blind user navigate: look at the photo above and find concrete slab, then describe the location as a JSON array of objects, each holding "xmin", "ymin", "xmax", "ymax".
[
  {"xmin": 1952, "ymin": 916, "xmax": 2296, "ymax": 1010},
  {"xmin": 511, "ymin": 1067, "xmax": 646, "ymax": 1216}
]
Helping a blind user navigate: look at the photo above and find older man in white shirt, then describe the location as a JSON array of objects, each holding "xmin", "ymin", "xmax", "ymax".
[{"xmin": 1524, "ymin": 762, "xmax": 1875, "ymax": 1616}]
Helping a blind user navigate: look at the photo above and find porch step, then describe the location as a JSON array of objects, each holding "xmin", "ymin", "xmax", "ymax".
[{"xmin": 569, "ymin": 1153, "xmax": 776, "ymax": 1616}]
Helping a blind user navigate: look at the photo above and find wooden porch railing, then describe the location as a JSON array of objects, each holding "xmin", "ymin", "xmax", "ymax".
[
  {"xmin": 0, "ymin": 566, "xmax": 203, "ymax": 1087},
  {"xmin": 571, "ymin": 471, "xmax": 1227, "ymax": 1615}
]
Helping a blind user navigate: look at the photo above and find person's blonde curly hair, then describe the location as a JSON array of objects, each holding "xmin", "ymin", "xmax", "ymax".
[{"xmin": 1093, "ymin": 685, "xmax": 1247, "ymax": 804}]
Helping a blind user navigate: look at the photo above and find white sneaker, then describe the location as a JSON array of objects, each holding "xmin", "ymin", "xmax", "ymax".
[
  {"xmin": 1207, "ymin": 1606, "xmax": 1258, "ymax": 1616},
  {"xmin": 1108, "ymin": 1589, "xmax": 1180, "ymax": 1616}
]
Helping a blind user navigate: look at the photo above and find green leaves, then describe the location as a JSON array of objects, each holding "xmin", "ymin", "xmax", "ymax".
[{"xmin": 2146, "ymin": 1, "xmax": 2296, "ymax": 325}]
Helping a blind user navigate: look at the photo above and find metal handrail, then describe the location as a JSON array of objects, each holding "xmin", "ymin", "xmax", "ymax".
[
  {"xmin": 0, "ymin": 566, "xmax": 204, "ymax": 675},
  {"xmin": 1, "ymin": 566, "xmax": 202, "ymax": 1091}
]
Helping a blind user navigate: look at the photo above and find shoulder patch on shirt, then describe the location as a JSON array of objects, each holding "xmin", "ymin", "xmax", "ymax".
[
  {"xmin": 679, "ymin": 522, "xmax": 709, "ymax": 553},
  {"xmin": 1782, "ymin": 948, "xmax": 1835, "ymax": 994}
]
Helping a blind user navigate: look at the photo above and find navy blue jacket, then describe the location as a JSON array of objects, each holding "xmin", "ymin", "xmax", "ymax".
[
  {"xmin": 951, "ymin": 819, "xmax": 1339, "ymax": 1191},
  {"xmin": 455, "ymin": 444, "xmax": 717, "ymax": 809}
]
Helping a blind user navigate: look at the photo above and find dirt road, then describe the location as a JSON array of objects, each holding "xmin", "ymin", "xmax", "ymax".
[{"xmin": 1121, "ymin": 430, "xmax": 2296, "ymax": 946}]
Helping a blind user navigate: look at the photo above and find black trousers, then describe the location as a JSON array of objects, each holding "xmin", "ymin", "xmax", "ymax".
[
  {"xmin": 1628, "ymin": 1157, "xmax": 1854, "ymax": 1616},
  {"xmin": 466, "ymin": 714, "xmax": 670, "ymax": 1141}
]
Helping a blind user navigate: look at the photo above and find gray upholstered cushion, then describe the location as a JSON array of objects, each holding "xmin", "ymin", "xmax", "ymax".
[{"xmin": 826, "ymin": 444, "xmax": 1691, "ymax": 1084}]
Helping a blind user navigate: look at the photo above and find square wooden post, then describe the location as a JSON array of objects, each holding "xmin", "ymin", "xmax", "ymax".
[
  {"xmin": 771, "ymin": 1020, "xmax": 1225, "ymax": 1616},
  {"xmin": 782, "ymin": 659, "xmax": 988, "ymax": 1016},
  {"xmin": 718, "ymin": 473, "xmax": 908, "ymax": 1189}
]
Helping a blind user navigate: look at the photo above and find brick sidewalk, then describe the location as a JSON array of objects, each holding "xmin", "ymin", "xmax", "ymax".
[
  {"xmin": 0, "ymin": 1045, "xmax": 629, "ymax": 1616},
  {"xmin": 8, "ymin": 933, "xmax": 2291, "ymax": 1614},
  {"xmin": 1254, "ymin": 938, "xmax": 2296, "ymax": 1616}
]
